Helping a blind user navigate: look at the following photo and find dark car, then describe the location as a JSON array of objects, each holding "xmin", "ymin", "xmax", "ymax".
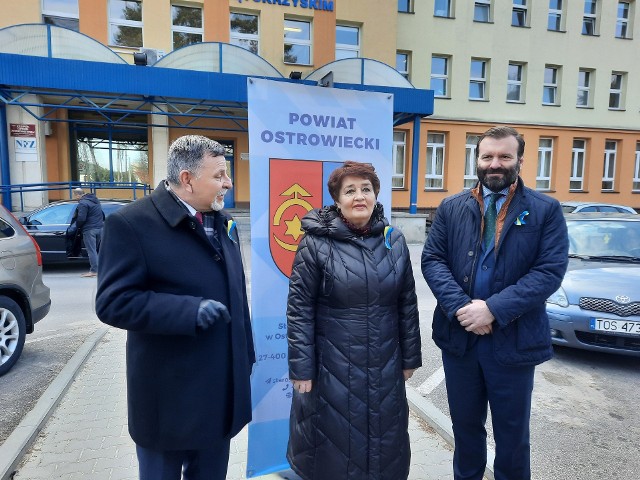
[
  {"xmin": 0, "ymin": 205, "xmax": 51, "ymax": 376},
  {"xmin": 19, "ymin": 199, "xmax": 131, "ymax": 264},
  {"xmin": 547, "ymin": 213, "xmax": 640, "ymax": 357}
]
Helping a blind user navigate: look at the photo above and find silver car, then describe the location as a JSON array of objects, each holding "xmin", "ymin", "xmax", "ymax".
[
  {"xmin": 547, "ymin": 213, "xmax": 640, "ymax": 357},
  {"xmin": 0, "ymin": 205, "xmax": 51, "ymax": 376}
]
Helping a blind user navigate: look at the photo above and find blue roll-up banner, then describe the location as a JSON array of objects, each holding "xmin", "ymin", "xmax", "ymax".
[{"xmin": 246, "ymin": 78, "xmax": 393, "ymax": 477}]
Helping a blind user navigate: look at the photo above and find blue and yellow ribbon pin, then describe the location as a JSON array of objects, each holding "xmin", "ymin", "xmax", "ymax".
[
  {"xmin": 226, "ymin": 219, "xmax": 237, "ymax": 243},
  {"xmin": 384, "ymin": 226, "xmax": 393, "ymax": 249},
  {"xmin": 515, "ymin": 210, "xmax": 529, "ymax": 225}
]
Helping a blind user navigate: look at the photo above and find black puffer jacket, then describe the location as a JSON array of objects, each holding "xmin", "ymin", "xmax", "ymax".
[{"xmin": 287, "ymin": 204, "xmax": 422, "ymax": 480}]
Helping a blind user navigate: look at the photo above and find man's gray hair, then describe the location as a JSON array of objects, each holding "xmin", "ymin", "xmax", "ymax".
[
  {"xmin": 73, "ymin": 187, "xmax": 84, "ymax": 196},
  {"xmin": 166, "ymin": 135, "xmax": 226, "ymax": 186}
]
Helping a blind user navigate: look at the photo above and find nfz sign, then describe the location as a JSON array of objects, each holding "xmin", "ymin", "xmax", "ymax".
[{"xmin": 15, "ymin": 139, "xmax": 36, "ymax": 151}]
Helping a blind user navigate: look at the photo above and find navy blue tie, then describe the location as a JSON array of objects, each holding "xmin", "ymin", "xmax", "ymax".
[{"xmin": 483, "ymin": 193, "xmax": 501, "ymax": 250}]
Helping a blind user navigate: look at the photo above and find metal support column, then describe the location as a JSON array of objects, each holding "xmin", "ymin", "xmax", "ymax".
[
  {"xmin": 0, "ymin": 105, "xmax": 12, "ymax": 210},
  {"xmin": 409, "ymin": 115, "xmax": 421, "ymax": 214}
]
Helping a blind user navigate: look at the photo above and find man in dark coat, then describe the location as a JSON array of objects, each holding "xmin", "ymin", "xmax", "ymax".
[
  {"xmin": 73, "ymin": 187, "xmax": 103, "ymax": 277},
  {"xmin": 422, "ymin": 126, "xmax": 568, "ymax": 480},
  {"xmin": 95, "ymin": 135, "xmax": 255, "ymax": 480}
]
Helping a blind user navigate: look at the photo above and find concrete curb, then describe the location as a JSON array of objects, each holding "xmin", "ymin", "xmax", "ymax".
[
  {"xmin": 406, "ymin": 385, "xmax": 496, "ymax": 480},
  {"xmin": 0, "ymin": 326, "xmax": 108, "ymax": 480}
]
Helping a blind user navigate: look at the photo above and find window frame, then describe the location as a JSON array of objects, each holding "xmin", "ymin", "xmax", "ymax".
[
  {"xmin": 109, "ymin": 0, "xmax": 143, "ymax": 48},
  {"xmin": 602, "ymin": 140, "xmax": 617, "ymax": 191},
  {"xmin": 507, "ymin": 62, "xmax": 525, "ymax": 103},
  {"xmin": 616, "ymin": 1, "xmax": 631, "ymax": 38},
  {"xmin": 230, "ymin": 12, "xmax": 260, "ymax": 55},
  {"xmin": 633, "ymin": 142, "xmax": 640, "ymax": 192},
  {"xmin": 425, "ymin": 133, "xmax": 446, "ymax": 190},
  {"xmin": 474, "ymin": 0, "xmax": 492, "ymax": 22},
  {"xmin": 582, "ymin": 0, "xmax": 599, "ymax": 36},
  {"xmin": 536, "ymin": 138, "xmax": 554, "ymax": 191},
  {"xmin": 512, "ymin": 0, "xmax": 528, "ymax": 27},
  {"xmin": 609, "ymin": 72, "xmax": 625, "ymax": 110},
  {"xmin": 464, "ymin": 135, "xmax": 480, "ymax": 189},
  {"xmin": 42, "ymin": 0, "xmax": 79, "ymax": 31},
  {"xmin": 543, "ymin": 65, "xmax": 560, "ymax": 105},
  {"xmin": 570, "ymin": 139, "xmax": 587, "ymax": 191},
  {"xmin": 434, "ymin": 0, "xmax": 452, "ymax": 17},
  {"xmin": 398, "ymin": 0, "xmax": 413, "ymax": 13},
  {"xmin": 547, "ymin": 0, "xmax": 564, "ymax": 31},
  {"xmin": 430, "ymin": 55, "xmax": 450, "ymax": 98},
  {"xmin": 469, "ymin": 58, "xmax": 488, "ymax": 100},
  {"xmin": 171, "ymin": 4, "xmax": 203, "ymax": 50},
  {"xmin": 577, "ymin": 69, "xmax": 592, "ymax": 108},
  {"xmin": 283, "ymin": 18, "xmax": 312, "ymax": 66},
  {"xmin": 396, "ymin": 51, "xmax": 410, "ymax": 80},
  {"xmin": 392, "ymin": 131, "xmax": 407, "ymax": 189},
  {"xmin": 335, "ymin": 24, "xmax": 360, "ymax": 60}
]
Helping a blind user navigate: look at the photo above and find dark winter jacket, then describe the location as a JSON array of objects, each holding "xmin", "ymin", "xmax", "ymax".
[
  {"xmin": 75, "ymin": 193, "xmax": 104, "ymax": 231},
  {"xmin": 287, "ymin": 204, "xmax": 422, "ymax": 480},
  {"xmin": 421, "ymin": 178, "xmax": 568, "ymax": 366},
  {"xmin": 95, "ymin": 183, "xmax": 255, "ymax": 450}
]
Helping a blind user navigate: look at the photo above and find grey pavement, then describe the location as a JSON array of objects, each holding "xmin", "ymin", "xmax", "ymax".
[{"xmin": 0, "ymin": 216, "xmax": 493, "ymax": 480}]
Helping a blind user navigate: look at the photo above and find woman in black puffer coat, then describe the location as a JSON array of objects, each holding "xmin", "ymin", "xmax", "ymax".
[{"xmin": 286, "ymin": 161, "xmax": 422, "ymax": 480}]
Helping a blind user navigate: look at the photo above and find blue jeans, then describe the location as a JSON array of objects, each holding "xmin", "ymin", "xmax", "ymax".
[{"xmin": 82, "ymin": 228, "xmax": 101, "ymax": 273}]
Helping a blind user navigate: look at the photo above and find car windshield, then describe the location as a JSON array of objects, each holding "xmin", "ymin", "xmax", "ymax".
[
  {"xmin": 28, "ymin": 203, "xmax": 76, "ymax": 225},
  {"xmin": 567, "ymin": 220, "xmax": 640, "ymax": 258}
]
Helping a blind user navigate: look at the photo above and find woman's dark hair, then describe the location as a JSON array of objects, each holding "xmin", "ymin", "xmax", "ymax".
[{"xmin": 327, "ymin": 161, "xmax": 381, "ymax": 202}]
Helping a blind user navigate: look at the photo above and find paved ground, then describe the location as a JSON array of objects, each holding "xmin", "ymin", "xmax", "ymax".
[{"xmin": 2, "ymin": 327, "xmax": 467, "ymax": 480}]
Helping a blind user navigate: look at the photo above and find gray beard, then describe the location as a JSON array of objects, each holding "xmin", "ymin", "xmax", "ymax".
[{"xmin": 211, "ymin": 198, "xmax": 224, "ymax": 211}]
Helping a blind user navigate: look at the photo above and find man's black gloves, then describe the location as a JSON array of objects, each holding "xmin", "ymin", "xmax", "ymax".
[{"xmin": 196, "ymin": 299, "xmax": 231, "ymax": 331}]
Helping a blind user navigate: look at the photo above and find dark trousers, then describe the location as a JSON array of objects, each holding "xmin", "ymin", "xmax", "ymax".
[
  {"xmin": 442, "ymin": 335, "xmax": 535, "ymax": 480},
  {"xmin": 136, "ymin": 440, "xmax": 231, "ymax": 480}
]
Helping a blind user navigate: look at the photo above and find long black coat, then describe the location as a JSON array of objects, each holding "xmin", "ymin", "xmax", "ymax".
[
  {"xmin": 286, "ymin": 205, "xmax": 422, "ymax": 480},
  {"xmin": 95, "ymin": 183, "xmax": 255, "ymax": 450}
]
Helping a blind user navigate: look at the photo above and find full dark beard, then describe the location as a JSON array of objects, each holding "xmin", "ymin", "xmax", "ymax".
[{"xmin": 477, "ymin": 162, "xmax": 520, "ymax": 192}]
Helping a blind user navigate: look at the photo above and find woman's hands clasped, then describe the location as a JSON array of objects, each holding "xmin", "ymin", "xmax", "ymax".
[{"xmin": 292, "ymin": 379, "xmax": 313, "ymax": 394}]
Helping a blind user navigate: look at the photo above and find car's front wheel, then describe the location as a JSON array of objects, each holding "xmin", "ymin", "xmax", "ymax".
[{"xmin": 0, "ymin": 296, "xmax": 26, "ymax": 376}]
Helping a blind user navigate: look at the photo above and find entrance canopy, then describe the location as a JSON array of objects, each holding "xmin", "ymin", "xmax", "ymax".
[{"xmin": 0, "ymin": 24, "xmax": 433, "ymax": 131}]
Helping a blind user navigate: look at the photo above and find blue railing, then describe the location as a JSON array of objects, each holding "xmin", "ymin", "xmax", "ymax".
[{"xmin": 0, "ymin": 181, "xmax": 151, "ymax": 212}]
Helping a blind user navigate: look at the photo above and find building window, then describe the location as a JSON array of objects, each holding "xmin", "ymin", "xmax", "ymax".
[
  {"xmin": 396, "ymin": 52, "xmax": 410, "ymax": 80},
  {"xmin": 42, "ymin": 0, "xmax": 79, "ymax": 31},
  {"xmin": 512, "ymin": 0, "xmax": 528, "ymax": 27},
  {"xmin": 284, "ymin": 19, "xmax": 311, "ymax": 65},
  {"xmin": 507, "ymin": 63, "xmax": 525, "ymax": 102},
  {"xmin": 582, "ymin": 0, "xmax": 598, "ymax": 35},
  {"xmin": 469, "ymin": 59, "xmax": 488, "ymax": 100},
  {"xmin": 434, "ymin": 0, "xmax": 452, "ymax": 17},
  {"xmin": 543, "ymin": 66, "xmax": 560, "ymax": 105},
  {"xmin": 426, "ymin": 134, "xmax": 445, "ymax": 190},
  {"xmin": 335, "ymin": 25, "xmax": 359, "ymax": 60},
  {"xmin": 464, "ymin": 135, "xmax": 480, "ymax": 189},
  {"xmin": 633, "ymin": 142, "xmax": 640, "ymax": 191},
  {"xmin": 109, "ymin": 0, "xmax": 143, "ymax": 48},
  {"xmin": 398, "ymin": 0, "xmax": 413, "ymax": 13},
  {"xmin": 602, "ymin": 141, "xmax": 617, "ymax": 191},
  {"xmin": 537, "ymin": 138, "xmax": 553, "ymax": 190},
  {"xmin": 570, "ymin": 140, "xmax": 586, "ymax": 191},
  {"xmin": 548, "ymin": 0, "xmax": 564, "ymax": 31},
  {"xmin": 609, "ymin": 72, "xmax": 625, "ymax": 109},
  {"xmin": 431, "ymin": 55, "xmax": 449, "ymax": 98},
  {"xmin": 230, "ymin": 12, "xmax": 259, "ymax": 54},
  {"xmin": 616, "ymin": 1, "xmax": 631, "ymax": 38},
  {"xmin": 392, "ymin": 131, "xmax": 407, "ymax": 189},
  {"xmin": 171, "ymin": 5, "xmax": 202, "ymax": 50},
  {"xmin": 474, "ymin": 0, "xmax": 491, "ymax": 22},
  {"xmin": 577, "ymin": 69, "xmax": 592, "ymax": 107}
]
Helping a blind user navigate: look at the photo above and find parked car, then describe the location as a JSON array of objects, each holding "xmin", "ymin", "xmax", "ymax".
[
  {"xmin": 19, "ymin": 199, "xmax": 131, "ymax": 264},
  {"xmin": 0, "ymin": 205, "xmax": 51, "ymax": 376},
  {"xmin": 561, "ymin": 201, "xmax": 637, "ymax": 214},
  {"xmin": 547, "ymin": 213, "xmax": 640, "ymax": 357}
]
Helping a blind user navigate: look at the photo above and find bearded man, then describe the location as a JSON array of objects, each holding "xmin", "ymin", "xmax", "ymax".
[
  {"xmin": 421, "ymin": 126, "xmax": 568, "ymax": 480},
  {"xmin": 96, "ymin": 135, "xmax": 255, "ymax": 480}
]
